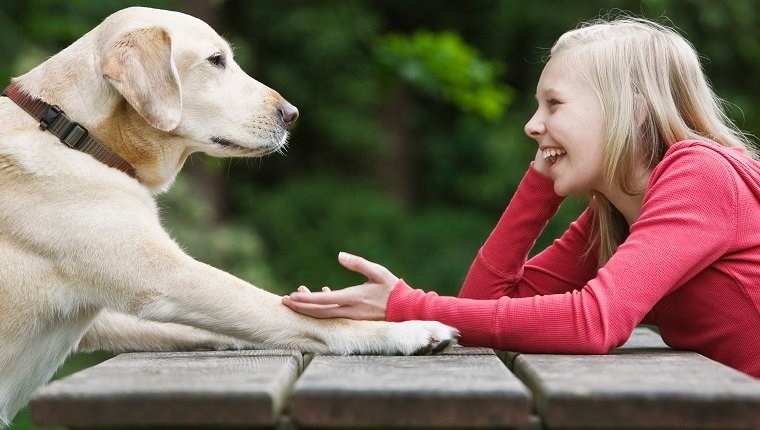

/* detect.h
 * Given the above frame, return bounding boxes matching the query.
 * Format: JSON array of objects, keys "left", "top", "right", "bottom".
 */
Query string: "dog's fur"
[{"left": 0, "top": 7, "right": 457, "bottom": 425}]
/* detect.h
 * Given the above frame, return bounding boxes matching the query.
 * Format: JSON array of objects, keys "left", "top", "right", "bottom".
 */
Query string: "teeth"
[{"left": 542, "top": 148, "right": 566, "bottom": 160}]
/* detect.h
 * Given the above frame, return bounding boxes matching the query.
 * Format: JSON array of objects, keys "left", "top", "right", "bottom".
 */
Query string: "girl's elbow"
[
  {"left": 583, "top": 333, "right": 625, "bottom": 354},
  {"left": 585, "top": 341, "right": 616, "bottom": 355}
]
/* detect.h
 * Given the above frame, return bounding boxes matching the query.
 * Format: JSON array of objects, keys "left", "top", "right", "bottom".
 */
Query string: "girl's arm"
[
  {"left": 386, "top": 146, "right": 737, "bottom": 352},
  {"left": 459, "top": 153, "right": 597, "bottom": 301},
  {"left": 459, "top": 198, "right": 597, "bottom": 300},
  {"left": 283, "top": 145, "right": 736, "bottom": 353},
  {"left": 281, "top": 161, "right": 597, "bottom": 325}
]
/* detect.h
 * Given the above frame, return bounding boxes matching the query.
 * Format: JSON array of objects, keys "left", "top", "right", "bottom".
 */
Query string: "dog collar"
[{"left": 2, "top": 82, "right": 136, "bottom": 178}]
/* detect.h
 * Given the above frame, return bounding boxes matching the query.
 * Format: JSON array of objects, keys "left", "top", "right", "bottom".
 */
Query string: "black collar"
[{"left": 2, "top": 82, "right": 136, "bottom": 178}]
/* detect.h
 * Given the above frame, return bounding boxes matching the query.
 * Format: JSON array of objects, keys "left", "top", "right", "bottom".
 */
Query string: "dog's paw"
[
  {"left": 321, "top": 319, "right": 459, "bottom": 356},
  {"left": 382, "top": 320, "right": 460, "bottom": 355}
]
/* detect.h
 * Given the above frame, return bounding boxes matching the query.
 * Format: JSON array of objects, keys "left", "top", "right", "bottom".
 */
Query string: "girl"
[{"left": 282, "top": 17, "right": 760, "bottom": 377}]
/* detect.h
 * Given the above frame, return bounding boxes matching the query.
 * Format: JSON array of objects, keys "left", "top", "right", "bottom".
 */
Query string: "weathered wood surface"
[
  {"left": 287, "top": 347, "right": 532, "bottom": 429},
  {"left": 30, "top": 350, "right": 303, "bottom": 428},
  {"left": 513, "top": 327, "right": 760, "bottom": 429},
  {"left": 28, "top": 327, "right": 760, "bottom": 429}
]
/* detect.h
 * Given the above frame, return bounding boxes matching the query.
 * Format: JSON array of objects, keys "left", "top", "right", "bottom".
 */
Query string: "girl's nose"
[{"left": 524, "top": 112, "right": 545, "bottom": 139}]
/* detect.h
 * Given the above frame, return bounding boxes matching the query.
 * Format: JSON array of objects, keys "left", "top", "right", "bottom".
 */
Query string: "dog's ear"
[{"left": 101, "top": 27, "right": 182, "bottom": 132}]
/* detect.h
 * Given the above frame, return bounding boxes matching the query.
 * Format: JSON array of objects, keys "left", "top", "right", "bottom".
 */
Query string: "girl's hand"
[
  {"left": 281, "top": 252, "right": 398, "bottom": 320},
  {"left": 533, "top": 148, "right": 552, "bottom": 177}
]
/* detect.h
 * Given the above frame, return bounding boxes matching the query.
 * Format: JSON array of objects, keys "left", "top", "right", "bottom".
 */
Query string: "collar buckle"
[
  {"left": 62, "top": 123, "right": 89, "bottom": 149},
  {"left": 39, "top": 104, "right": 63, "bottom": 131}
]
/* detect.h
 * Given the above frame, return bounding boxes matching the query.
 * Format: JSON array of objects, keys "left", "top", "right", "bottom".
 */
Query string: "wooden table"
[{"left": 30, "top": 327, "right": 760, "bottom": 429}]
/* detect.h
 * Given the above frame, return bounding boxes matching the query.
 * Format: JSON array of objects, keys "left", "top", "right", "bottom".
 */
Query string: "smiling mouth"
[{"left": 542, "top": 148, "right": 567, "bottom": 165}]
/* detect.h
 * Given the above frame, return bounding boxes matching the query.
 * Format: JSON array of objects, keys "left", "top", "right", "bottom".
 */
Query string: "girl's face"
[{"left": 524, "top": 52, "right": 608, "bottom": 197}]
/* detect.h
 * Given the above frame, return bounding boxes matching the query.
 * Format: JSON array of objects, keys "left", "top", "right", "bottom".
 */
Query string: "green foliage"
[
  {"left": 223, "top": 1, "right": 386, "bottom": 159},
  {"left": 158, "top": 171, "right": 278, "bottom": 289},
  {"left": 0, "top": 0, "right": 178, "bottom": 80},
  {"left": 236, "top": 177, "right": 491, "bottom": 296},
  {"left": 375, "top": 31, "right": 513, "bottom": 121}
]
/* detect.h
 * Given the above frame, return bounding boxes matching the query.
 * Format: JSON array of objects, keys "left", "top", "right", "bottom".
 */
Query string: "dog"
[{"left": 0, "top": 7, "right": 457, "bottom": 426}]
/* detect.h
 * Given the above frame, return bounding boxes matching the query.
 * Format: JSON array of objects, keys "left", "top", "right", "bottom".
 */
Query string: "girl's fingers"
[
  {"left": 286, "top": 288, "right": 357, "bottom": 306},
  {"left": 282, "top": 296, "right": 346, "bottom": 319},
  {"left": 282, "top": 290, "right": 385, "bottom": 321},
  {"left": 338, "top": 252, "right": 388, "bottom": 281}
]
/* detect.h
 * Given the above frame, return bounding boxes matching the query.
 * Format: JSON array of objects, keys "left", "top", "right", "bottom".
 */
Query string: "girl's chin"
[
  {"left": 553, "top": 179, "right": 594, "bottom": 197},
  {"left": 551, "top": 175, "right": 576, "bottom": 196},
  {"left": 552, "top": 184, "right": 571, "bottom": 197}
]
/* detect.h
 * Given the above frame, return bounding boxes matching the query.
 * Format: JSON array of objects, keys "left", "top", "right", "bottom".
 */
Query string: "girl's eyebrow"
[{"left": 535, "top": 87, "right": 560, "bottom": 100}]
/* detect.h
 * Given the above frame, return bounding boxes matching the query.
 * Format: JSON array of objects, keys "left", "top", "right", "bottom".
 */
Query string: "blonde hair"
[{"left": 548, "top": 16, "right": 756, "bottom": 265}]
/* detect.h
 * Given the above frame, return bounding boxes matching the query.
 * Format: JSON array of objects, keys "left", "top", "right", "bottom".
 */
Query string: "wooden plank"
[
  {"left": 616, "top": 325, "right": 669, "bottom": 349},
  {"left": 439, "top": 345, "right": 497, "bottom": 355},
  {"left": 513, "top": 328, "right": 760, "bottom": 429},
  {"left": 500, "top": 327, "right": 668, "bottom": 370},
  {"left": 30, "top": 349, "right": 302, "bottom": 428},
  {"left": 288, "top": 347, "right": 531, "bottom": 428}
]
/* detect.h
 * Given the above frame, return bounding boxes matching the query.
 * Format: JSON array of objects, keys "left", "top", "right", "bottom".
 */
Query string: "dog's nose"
[{"left": 279, "top": 102, "right": 299, "bottom": 126}]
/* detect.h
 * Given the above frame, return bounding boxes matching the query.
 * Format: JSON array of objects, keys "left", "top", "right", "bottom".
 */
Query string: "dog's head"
[{"left": 96, "top": 7, "right": 298, "bottom": 160}]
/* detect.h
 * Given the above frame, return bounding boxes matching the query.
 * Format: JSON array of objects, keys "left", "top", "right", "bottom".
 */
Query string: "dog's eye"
[{"left": 207, "top": 53, "right": 225, "bottom": 69}]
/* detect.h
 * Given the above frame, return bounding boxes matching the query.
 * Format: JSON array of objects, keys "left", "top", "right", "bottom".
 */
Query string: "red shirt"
[{"left": 387, "top": 140, "right": 760, "bottom": 377}]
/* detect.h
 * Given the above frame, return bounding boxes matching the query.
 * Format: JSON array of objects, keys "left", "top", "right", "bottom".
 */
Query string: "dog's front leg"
[
  {"left": 77, "top": 309, "right": 257, "bottom": 353},
  {"left": 124, "top": 256, "right": 456, "bottom": 355},
  {"left": 49, "top": 199, "right": 456, "bottom": 355}
]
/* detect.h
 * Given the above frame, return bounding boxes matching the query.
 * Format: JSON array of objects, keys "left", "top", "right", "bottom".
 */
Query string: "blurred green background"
[{"left": 2, "top": 0, "right": 758, "bottom": 428}]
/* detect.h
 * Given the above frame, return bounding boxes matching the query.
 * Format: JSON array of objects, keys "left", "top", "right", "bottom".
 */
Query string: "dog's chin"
[{"left": 210, "top": 135, "right": 287, "bottom": 157}]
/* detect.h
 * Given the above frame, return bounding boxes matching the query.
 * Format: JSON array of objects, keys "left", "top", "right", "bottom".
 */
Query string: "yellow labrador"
[{"left": 0, "top": 7, "right": 457, "bottom": 425}]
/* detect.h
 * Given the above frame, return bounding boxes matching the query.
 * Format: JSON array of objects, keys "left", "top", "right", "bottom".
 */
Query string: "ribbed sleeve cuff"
[
  {"left": 385, "top": 279, "right": 508, "bottom": 348},
  {"left": 386, "top": 279, "right": 420, "bottom": 322}
]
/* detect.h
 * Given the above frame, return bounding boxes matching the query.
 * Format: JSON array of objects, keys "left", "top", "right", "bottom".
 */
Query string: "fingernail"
[{"left": 338, "top": 252, "right": 350, "bottom": 263}]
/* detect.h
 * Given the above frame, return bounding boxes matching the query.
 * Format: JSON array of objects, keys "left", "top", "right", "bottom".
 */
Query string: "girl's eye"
[
  {"left": 207, "top": 53, "right": 225, "bottom": 68},
  {"left": 547, "top": 98, "right": 561, "bottom": 106}
]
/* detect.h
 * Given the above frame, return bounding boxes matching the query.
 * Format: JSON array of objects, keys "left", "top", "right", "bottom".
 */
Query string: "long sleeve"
[
  {"left": 386, "top": 145, "right": 739, "bottom": 353},
  {"left": 459, "top": 164, "right": 598, "bottom": 301}
]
